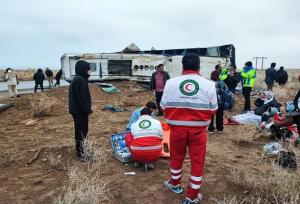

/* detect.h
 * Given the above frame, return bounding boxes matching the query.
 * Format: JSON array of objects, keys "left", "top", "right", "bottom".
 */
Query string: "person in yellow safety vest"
[
  {"left": 240, "top": 61, "right": 256, "bottom": 113},
  {"left": 219, "top": 66, "right": 228, "bottom": 81}
]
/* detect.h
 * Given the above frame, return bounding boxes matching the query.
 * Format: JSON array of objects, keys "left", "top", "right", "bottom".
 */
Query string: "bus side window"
[{"left": 89, "top": 63, "right": 97, "bottom": 72}]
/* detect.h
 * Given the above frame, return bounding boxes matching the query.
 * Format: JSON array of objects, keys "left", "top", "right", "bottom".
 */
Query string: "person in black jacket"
[
  {"left": 69, "top": 60, "right": 92, "bottom": 160},
  {"left": 45, "top": 68, "right": 54, "bottom": 87},
  {"left": 276, "top": 66, "right": 288, "bottom": 86},
  {"left": 265, "top": 62, "right": 277, "bottom": 91},
  {"left": 33, "top": 69, "right": 45, "bottom": 93},
  {"left": 223, "top": 66, "right": 241, "bottom": 94},
  {"left": 150, "top": 64, "right": 170, "bottom": 115},
  {"left": 54, "top": 69, "right": 62, "bottom": 87}
]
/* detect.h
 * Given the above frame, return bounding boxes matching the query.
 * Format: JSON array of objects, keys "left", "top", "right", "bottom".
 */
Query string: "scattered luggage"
[
  {"left": 103, "top": 104, "right": 124, "bottom": 112},
  {"left": 263, "top": 142, "right": 282, "bottom": 155},
  {"left": 275, "top": 151, "right": 297, "bottom": 169},
  {"left": 0, "top": 103, "right": 14, "bottom": 112},
  {"left": 111, "top": 133, "right": 133, "bottom": 163},
  {"left": 97, "top": 83, "right": 120, "bottom": 94}
]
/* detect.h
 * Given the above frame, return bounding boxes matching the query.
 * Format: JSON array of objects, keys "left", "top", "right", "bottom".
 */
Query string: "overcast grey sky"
[{"left": 0, "top": 0, "right": 299, "bottom": 69}]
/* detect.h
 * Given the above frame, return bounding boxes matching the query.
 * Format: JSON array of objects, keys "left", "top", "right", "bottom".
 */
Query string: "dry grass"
[
  {"left": 227, "top": 164, "right": 300, "bottom": 203},
  {"left": 211, "top": 196, "right": 242, "bottom": 204},
  {"left": 211, "top": 196, "right": 265, "bottom": 204},
  {"left": 232, "top": 125, "right": 260, "bottom": 146},
  {"left": 254, "top": 69, "right": 299, "bottom": 90},
  {"left": 272, "top": 82, "right": 299, "bottom": 100},
  {"left": 53, "top": 138, "right": 114, "bottom": 204},
  {"left": 31, "top": 93, "right": 59, "bottom": 117}
]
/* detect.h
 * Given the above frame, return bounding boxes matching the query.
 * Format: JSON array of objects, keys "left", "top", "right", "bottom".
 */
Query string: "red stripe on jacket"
[{"left": 163, "top": 107, "right": 215, "bottom": 122}]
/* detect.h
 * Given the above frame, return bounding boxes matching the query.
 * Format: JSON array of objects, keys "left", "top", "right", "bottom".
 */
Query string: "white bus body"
[{"left": 61, "top": 44, "right": 235, "bottom": 82}]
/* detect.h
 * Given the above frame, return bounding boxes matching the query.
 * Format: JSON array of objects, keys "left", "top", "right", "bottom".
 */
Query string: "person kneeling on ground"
[
  {"left": 126, "top": 101, "right": 157, "bottom": 131},
  {"left": 125, "top": 107, "right": 163, "bottom": 170},
  {"left": 254, "top": 90, "right": 281, "bottom": 117}
]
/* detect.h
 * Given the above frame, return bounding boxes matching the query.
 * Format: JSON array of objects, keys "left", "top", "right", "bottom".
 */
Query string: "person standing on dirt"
[
  {"left": 150, "top": 64, "right": 170, "bottom": 116},
  {"left": 208, "top": 81, "right": 227, "bottom": 134},
  {"left": 45, "top": 67, "right": 54, "bottom": 87},
  {"left": 125, "top": 107, "right": 162, "bottom": 170},
  {"left": 221, "top": 66, "right": 241, "bottom": 94},
  {"left": 265, "top": 62, "right": 277, "bottom": 91},
  {"left": 126, "top": 101, "right": 157, "bottom": 131},
  {"left": 276, "top": 66, "right": 288, "bottom": 86},
  {"left": 161, "top": 53, "right": 217, "bottom": 204},
  {"left": 241, "top": 61, "right": 256, "bottom": 113},
  {"left": 69, "top": 60, "right": 92, "bottom": 160},
  {"left": 210, "top": 64, "right": 221, "bottom": 82},
  {"left": 54, "top": 69, "right": 62, "bottom": 87},
  {"left": 33, "top": 69, "right": 45, "bottom": 93},
  {"left": 4, "top": 68, "right": 20, "bottom": 98}
]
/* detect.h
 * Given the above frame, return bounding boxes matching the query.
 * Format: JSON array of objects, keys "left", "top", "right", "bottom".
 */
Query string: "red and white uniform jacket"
[
  {"left": 160, "top": 70, "right": 218, "bottom": 127},
  {"left": 125, "top": 115, "right": 163, "bottom": 163}
]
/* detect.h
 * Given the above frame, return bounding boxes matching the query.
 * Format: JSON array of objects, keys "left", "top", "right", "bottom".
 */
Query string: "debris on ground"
[{"left": 0, "top": 103, "right": 14, "bottom": 112}]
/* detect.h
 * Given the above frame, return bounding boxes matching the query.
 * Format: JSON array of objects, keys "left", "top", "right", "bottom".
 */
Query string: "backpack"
[
  {"left": 218, "top": 81, "right": 235, "bottom": 110},
  {"left": 275, "top": 151, "right": 297, "bottom": 169}
]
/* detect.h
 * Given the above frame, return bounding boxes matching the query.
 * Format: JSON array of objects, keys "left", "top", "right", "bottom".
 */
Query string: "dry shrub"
[
  {"left": 31, "top": 93, "right": 59, "bottom": 117},
  {"left": 81, "top": 138, "right": 112, "bottom": 172},
  {"left": 269, "top": 82, "right": 298, "bottom": 101},
  {"left": 53, "top": 138, "right": 114, "bottom": 204},
  {"left": 272, "top": 85, "right": 288, "bottom": 99},
  {"left": 248, "top": 149, "right": 264, "bottom": 162},
  {"left": 227, "top": 164, "right": 300, "bottom": 203},
  {"left": 211, "top": 195, "right": 264, "bottom": 204},
  {"left": 211, "top": 196, "right": 241, "bottom": 204},
  {"left": 232, "top": 125, "right": 259, "bottom": 146}
]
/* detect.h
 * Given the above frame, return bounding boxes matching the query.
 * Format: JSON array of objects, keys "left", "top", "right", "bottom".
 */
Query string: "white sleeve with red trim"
[
  {"left": 208, "top": 83, "right": 218, "bottom": 113},
  {"left": 160, "top": 80, "right": 170, "bottom": 111}
]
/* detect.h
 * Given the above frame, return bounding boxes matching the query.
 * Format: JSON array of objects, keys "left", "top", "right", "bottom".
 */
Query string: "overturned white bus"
[{"left": 61, "top": 44, "right": 235, "bottom": 82}]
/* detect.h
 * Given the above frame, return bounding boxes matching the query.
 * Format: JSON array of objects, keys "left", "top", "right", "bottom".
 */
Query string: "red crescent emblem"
[{"left": 185, "top": 83, "right": 192, "bottom": 91}]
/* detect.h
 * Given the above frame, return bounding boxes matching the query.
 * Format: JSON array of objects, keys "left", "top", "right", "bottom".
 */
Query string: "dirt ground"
[{"left": 0, "top": 80, "right": 299, "bottom": 204}]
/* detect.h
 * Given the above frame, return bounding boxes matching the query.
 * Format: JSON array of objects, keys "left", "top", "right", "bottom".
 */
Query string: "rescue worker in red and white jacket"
[
  {"left": 161, "top": 53, "right": 218, "bottom": 204},
  {"left": 125, "top": 107, "right": 163, "bottom": 170}
]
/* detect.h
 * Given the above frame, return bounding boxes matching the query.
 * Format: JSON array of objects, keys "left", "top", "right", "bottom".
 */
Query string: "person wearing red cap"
[{"left": 161, "top": 53, "right": 218, "bottom": 204}]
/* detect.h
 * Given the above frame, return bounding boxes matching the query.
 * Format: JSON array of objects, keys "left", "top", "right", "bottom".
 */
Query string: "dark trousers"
[
  {"left": 34, "top": 82, "right": 44, "bottom": 93},
  {"left": 54, "top": 79, "right": 60, "bottom": 87},
  {"left": 155, "top": 91, "right": 163, "bottom": 114},
  {"left": 228, "top": 87, "right": 236, "bottom": 94},
  {"left": 72, "top": 114, "right": 89, "bottom": 157},
  {"left": 267, "top": 83, "right": 274, "bottom": 91},
  {"left": 242, "top": 87, "right": 252, "bottom": 111},
  {"left": 208, "top": 107, "right": 224, "bottom": 131}
]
